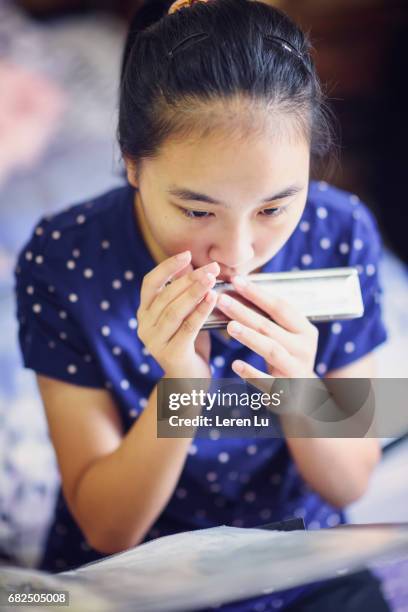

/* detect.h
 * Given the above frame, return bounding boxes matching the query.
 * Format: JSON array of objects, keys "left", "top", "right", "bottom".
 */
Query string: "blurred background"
[{"left": 0, "top": 0, "right": 407, "bottom": 609}]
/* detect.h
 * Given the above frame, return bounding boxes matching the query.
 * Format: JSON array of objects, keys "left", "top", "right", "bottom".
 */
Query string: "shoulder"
[
  {"left": 14, "top": 184, "right": 138, "bottom": 325},
  {"left": 17, "top": 184, "right": 131, "bottom": 261},
  {"left": 305, "top": 184, "right": 388, "bottom": 374},
  {"left": 14, "top": 184, "right": 135, "bottom": 290},
  {"left": 300, "top": 181, "right": 384, "bottom": 268},
  {"left": 13, "top": 184, "right": 142, "bottom": 390},
  {"left": 306, "top": 181, "right": 381, "bottom": 238}
]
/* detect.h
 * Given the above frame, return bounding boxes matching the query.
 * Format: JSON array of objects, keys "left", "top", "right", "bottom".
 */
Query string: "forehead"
[{"left": 145, "top": 128, "right": 310, "bottom": 197}]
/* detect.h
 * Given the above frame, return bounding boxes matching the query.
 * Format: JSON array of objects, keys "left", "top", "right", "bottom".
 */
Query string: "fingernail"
[
  {"left": 233, "top": 360, "right": 245, "bottom": 373},
  {"left": 200, "top": 261, "right": 219, "bottom": 273},
  {"left": 200, "top": 272, "right": 215, "bottom": 286},
  {"left": 233, "top": 275, "right": 247, "bottom": 287},
  {"left": 176, "top": 250, "right": 191, "bottom": 261},
  {"left": 229, "top": 321, "right": 242, "bottom": 334}
]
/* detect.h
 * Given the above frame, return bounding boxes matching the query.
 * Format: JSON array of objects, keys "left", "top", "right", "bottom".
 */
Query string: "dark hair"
[{"left": 118, "top": 0, "right": 337, "bottom": 178}]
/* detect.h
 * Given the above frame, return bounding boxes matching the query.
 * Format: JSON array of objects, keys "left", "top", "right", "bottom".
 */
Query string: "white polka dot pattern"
[
  {"left": 13, "top": 182, "right": 388, "bottom": 585},
  {"left": 301, "top": 254, "right": 312, "bottom": 266},
  {"left": 316, "top": 362, "right": 327, "bottom": 375},
  {"left": 218, "top": 452, "right": 229, "bottom": 463},
  {"left": 331, "top": 322, "right": 342, "bottom": 334},
  {"left": 344, "top": 341, "right": 355, "bottom": 354},
  {"left": 316, "top": 206, "right": 328, "bottom": 219}
]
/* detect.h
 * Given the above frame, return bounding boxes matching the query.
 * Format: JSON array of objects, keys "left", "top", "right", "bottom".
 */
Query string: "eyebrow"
[{"left": 167, "top": 184, "right": 303, "bottom": 207}]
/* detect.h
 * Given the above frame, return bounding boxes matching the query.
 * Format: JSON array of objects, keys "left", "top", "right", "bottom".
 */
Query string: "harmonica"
[{"left": 201, "top": 267, "right": 364, "bottom": 330}]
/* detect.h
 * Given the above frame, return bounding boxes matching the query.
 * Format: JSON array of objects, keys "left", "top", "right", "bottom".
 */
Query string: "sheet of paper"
[{"left": 2, "top": 525, "right": 408, "bottom": 611}]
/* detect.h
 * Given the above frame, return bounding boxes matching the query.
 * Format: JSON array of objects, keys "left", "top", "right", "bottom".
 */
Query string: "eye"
[
  {"left": 179, "top": 207, "right": 213, "bottom": 219},
  {"left": 178, "top": 204, "right": 289, "bottom": 220},
  {"left": 260, "top": 206, "right": 288, "bottom": 218}
]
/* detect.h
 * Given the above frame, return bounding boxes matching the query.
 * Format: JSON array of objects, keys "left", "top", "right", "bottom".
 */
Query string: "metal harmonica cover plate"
[{"left": 201, "top": 267, "right": 364, "bottom": 330}]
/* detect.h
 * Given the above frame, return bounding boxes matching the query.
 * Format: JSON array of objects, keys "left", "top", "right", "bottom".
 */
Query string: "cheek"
[
  {"left": 153, "top": 216, "right": 205, "bottom": 254},
  {"left": 253, "top": 218, "right": 297, "bottom": 259},
  {"left": 257, "top": 234, "right": 278, "bottom": 255}
]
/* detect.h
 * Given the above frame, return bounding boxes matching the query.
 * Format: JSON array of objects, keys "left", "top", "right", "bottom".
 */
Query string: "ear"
[{"left": 124, "top": 156, "right": 140, "bottom": 189}]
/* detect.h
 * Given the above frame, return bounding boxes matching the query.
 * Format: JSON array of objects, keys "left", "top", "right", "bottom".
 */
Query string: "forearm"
[
  {"left": 72, "top": 383, "right": 195, "bottom": 554},
  {"left": 279, "top": 376, "right": 381, "bottom": 508},
  {"left": 283, "top": 431, "right": 381, "bottom": 507}
]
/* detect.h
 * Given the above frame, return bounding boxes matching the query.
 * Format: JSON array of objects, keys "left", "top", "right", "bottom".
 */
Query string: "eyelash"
[{"left": 179, "top": 205, "right": 289, "bottom": 220}]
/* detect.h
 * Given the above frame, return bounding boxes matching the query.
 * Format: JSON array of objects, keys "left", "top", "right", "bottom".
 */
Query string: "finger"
[
  {"left": 168, "top": 289, "right": 218, "bottom": 352},
  {"left": 227, "top": 320, "right": 298, "bottom": 376},
  {"left": 231, "top": 277, "right": 309, "bottom": 334},
  {"left": 155, "top": 275, "right": 217, "bottom": 345},
  {"left": 140, "top": 251, "right": 192, "bottom": 311},
  {"left": 172, "top": 262, "right": 194, "bottom": 281},
  {"left": 231, "top": 359, "right": 276, "bottom": 394},
  {"left": 216, "top": 292, "right": 297, "bottom": 354},
  {"left": 150, "top": 261, "right": 220, "bottom": 325}
]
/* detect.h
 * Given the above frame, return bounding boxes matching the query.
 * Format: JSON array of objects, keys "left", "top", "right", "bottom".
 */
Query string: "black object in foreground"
[{"left": 256, "top": 517, "right": 306, "bottom": 532}]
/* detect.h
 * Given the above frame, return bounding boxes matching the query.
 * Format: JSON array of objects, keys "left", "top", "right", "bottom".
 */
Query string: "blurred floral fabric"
[
  {"left": 0, "top": 0, "right": 124, "bottom": 567},
  {"left": 0, "top": 61, "right": 64, "bottom": 184}
]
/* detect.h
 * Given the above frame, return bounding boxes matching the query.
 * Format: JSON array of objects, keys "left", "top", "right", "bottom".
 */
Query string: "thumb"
[{"left": 195, "top": 329, "right": 211, "bottom": 362}]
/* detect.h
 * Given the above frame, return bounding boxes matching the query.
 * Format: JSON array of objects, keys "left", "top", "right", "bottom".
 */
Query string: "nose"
[{"left": 209, "top": 224, "right": 254, "bottom": 271}]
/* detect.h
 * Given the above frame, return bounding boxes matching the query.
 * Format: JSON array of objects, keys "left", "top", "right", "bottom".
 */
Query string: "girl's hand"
[
  {"left": 215, "top": 276, "right": 319, "bottom": 380},
  {"left": 136, "top": 252, "right": 220, "bottom": 379}
]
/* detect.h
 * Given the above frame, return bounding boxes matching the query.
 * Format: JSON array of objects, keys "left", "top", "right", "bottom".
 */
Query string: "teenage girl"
[{"left": 15, "top": 0, "right": 390, "bottom": 609}]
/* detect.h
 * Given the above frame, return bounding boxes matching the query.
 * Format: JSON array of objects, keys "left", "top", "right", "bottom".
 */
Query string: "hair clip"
[
  {"left": 263, "top": 34, "right": 304, "bottom": 62},
  {"left": 168, "top": 0, "right": 211, "bottom": 15},
  {"left": 263, "top": 34, "right": 312, "bottom": 76},
  {"left": 167, "top": 32, "right": 209, "bottom": 59}
]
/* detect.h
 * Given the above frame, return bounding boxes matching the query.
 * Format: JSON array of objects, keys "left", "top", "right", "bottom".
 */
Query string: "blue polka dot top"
[{"left": 14, "top": 180, "right": 388, "bottom": 610}]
